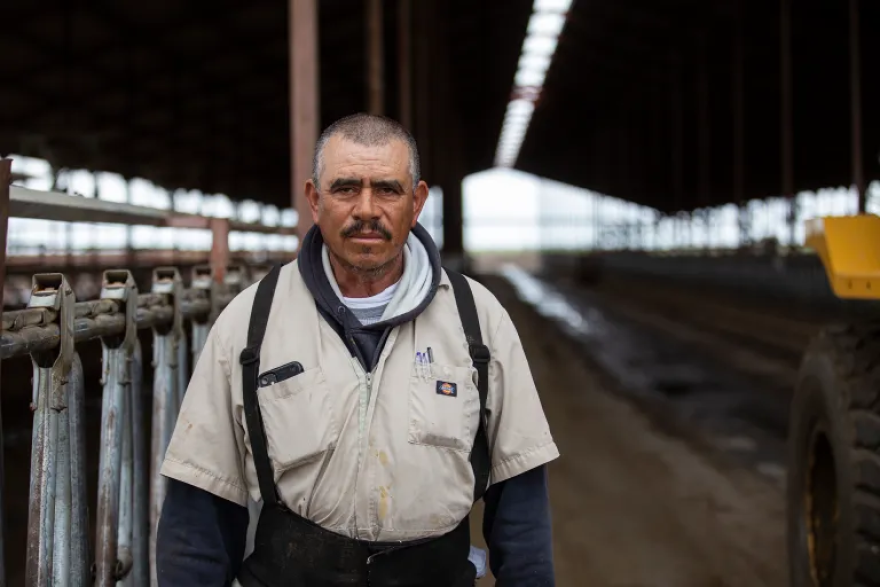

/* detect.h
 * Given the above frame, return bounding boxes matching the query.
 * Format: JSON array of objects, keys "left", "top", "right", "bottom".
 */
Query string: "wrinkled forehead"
[{"left": 319, "top": 135, "right": 411, "bottom": 185}]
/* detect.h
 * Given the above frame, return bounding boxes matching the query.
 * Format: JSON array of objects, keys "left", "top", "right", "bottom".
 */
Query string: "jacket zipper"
[
  {"left": 336, "top": 305, "right": 381, "bottom": 541},
  {"left": 352, "top": 360, "right": 375, "bottom": 539}
]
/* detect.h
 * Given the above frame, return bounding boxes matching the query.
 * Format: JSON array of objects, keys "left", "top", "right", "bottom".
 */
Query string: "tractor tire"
[{"left": 788, "top": 322, "right": 880, "bottom": 586}]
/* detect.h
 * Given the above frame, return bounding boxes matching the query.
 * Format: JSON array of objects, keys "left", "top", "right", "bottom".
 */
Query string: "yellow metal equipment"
[
  {"left": 789, "top": 212, "right": 880, "bottom": 586},
  {"left": 805, "top": 214, "right": 880, "bottom": 298}
]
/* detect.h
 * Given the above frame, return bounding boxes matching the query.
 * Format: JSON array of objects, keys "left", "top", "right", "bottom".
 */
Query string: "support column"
[
  {"left": 733, "top": 3, "right": 749, "bottom": 247},
  {"left": 289, "top": 0, "right": 319, "bottom": 249},
  {"left": 617, "top": 109, "right": 627, "bottom": 203},
  {"left": 850, "top": 0, "right": 865, "bottom": 213},
  {"left": 0, "top": 158, "right": 9, "bottom": 587},
  {"left": 210, "top": 218, "right": 230, "bottom": 284},
  {"left": 367, "top": 0, "right": 385, "bottom": 116},
  {"left": 433, "top": 1, "right": 465, "bottom": 260},
  {"left": 441, "top": 112, "right": 465, "bottom": 258},
  {"left": 442, "top": 173, "right": 464, "bottom": 258},
  {"left": 780, "top": 0, "right": 795, "bottom": 246},
  {"left": 698, "top": 36, "right": 711, "bottom": 248},
  {"left": 413, "top": 0, "right": 432, "bottom": 178},
  {"left": 669, "top": 55, "right": 684, "bottom": 216},
  {"left": 398, "top": 0, "right": 412, "bottom": 129}
]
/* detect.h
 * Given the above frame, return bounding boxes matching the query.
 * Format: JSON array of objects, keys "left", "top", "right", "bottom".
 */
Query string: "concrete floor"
[{"left": 472, "top": 274, "right": 788, "bottom": 586}]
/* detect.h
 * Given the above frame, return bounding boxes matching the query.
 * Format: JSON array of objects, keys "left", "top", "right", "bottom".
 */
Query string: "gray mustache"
[{"left": 341, "top": 219, "right": 392, "bottom": 240}]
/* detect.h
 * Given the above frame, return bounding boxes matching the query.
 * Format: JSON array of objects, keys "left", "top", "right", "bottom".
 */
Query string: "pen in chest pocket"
[{"left": 415, "top": 351, "right": 433, "bottom": 380}]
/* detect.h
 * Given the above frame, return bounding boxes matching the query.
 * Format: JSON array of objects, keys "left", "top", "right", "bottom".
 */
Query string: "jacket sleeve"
[
  {"left": 482, "top": 464, "right": 555, "bottom": 586},
  {"left": 156, "top": 477, "right": 250, "bottom": 586}
]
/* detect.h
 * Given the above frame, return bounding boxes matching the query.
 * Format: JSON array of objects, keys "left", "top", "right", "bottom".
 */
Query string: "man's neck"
[{"left": 329, "top": 252, "right": 404, "bottom": 298}]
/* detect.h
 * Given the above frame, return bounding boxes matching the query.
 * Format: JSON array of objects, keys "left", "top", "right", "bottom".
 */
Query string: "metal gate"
[{"left": 0, "top": 161, "right": 288, "bottom": 585}]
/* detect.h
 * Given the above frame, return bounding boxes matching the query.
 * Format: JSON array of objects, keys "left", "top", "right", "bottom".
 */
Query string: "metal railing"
[
  {"left": 0, "top": 169, "right": 285, "bottom": 586},
  {"left": 3, "top": 264, "right": 256, "bottom": 585}
]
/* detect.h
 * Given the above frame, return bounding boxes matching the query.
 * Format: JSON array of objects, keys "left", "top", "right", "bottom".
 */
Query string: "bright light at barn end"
[{"left": 494, "top": 0, "right": 572, "bottom": 168}]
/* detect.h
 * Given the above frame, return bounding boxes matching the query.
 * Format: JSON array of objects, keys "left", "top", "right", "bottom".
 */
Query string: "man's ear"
[
  {"left": 411, "top": 180, "right": 430, "bottom": 227},
  {"left": 305, "top": 179, "right": 321, "bottom": 224}
]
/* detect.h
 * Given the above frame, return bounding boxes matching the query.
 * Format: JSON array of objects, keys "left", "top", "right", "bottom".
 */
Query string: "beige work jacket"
[{"left": 161, "top": 261, "right": 559, "bottom": 542}]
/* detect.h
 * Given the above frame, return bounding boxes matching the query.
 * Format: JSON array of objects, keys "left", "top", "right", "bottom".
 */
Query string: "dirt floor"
[
  {"left": 471, "top": 275, "right": 788, "bottom": 587},
  {"left": 0, "top": 268, "right": 789, "bottom": 585}
]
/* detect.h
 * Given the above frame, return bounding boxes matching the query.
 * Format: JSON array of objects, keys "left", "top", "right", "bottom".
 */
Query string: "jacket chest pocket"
[
  {"left": 407, "top": 363, "right": 479, "bottom": 452},
  {"left": 256, "top": 366, "right": 339, "bottom": 473}
]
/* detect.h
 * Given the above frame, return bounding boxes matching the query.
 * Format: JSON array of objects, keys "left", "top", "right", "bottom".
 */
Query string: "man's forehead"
[{"left": 322, "top": 135, "right": 410, "bottom": 171}]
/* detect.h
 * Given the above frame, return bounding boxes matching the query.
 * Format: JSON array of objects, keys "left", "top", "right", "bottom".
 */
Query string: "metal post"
[
  {"left": 95, "top": 270, "right": 138, "bottom": 585},
  {"left": 67, "top": 352, "right": 89, "bottom": 584},
  {"left": 367, "top": 0, "right": 385, "bottom": 115},
  {"left": 209, "top": 217, "right": 230, "bottom": 285},
  {"left": 50, "top": 351, "right": 86, "bottom": 587},
  {"left": 149, "top": 267, "right": 183, "bottom": 583},
  {"left": 781, "top": 0, "right": 795, "bottom": 245},
  {"left": 850, "top": 0, "right": 865, "bottom": 213},
  {"left": 52, "top": 370, "right": 71, "bottom": 586},
  {"left": 398, "top": 0, "right": 412, "bottom": 129},
  {"left": 116, "top": 368, "right": 134, "bottom": 584},
  {"left": 733, "top": 2, "right": 748, "bottom": 247},
  {"left": 669, "top": 55, "right": 684, "bottom": 219},
  {"left": 190, "top": 266, "right": 215, "bottom": 365},
  {"left": 698, "top": 35, "right": 711, "bottom": 248},
  {"left": 25, "top": 273, "right": 75, "bottom": 584},
  {"left": 0, "top": 157, "right": 10, "bottom": 587},
  {"left": 290, "top": 0, "right": 319, "bottom": 248},
  {"left": 130, "top": 337, "right": 148, "bottom": 586},
  {"left": 176, "top": 327, "right": 189, "bottom": 408},
  {"left": 436, "top": 1, "right": 465, "bottom": 261},
  {"left": 413, "top": 0, "right": 432, "bottom": 180}
]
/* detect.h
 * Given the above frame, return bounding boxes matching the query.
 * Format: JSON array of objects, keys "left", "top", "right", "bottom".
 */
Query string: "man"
[{"left": 156, "top": 113, "right": 559, "bottom": 586}]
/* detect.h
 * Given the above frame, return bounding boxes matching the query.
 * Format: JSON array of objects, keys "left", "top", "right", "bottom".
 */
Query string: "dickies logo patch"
[{"left": 436, "top": 381, "right": 458, "bottom": 397}]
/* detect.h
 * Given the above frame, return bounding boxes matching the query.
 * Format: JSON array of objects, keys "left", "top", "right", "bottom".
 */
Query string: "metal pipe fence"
[{"left": 2, "top": 264, "right": 256, "bottom": 586}]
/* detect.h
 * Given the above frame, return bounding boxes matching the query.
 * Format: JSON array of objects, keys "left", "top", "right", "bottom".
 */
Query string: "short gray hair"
[{"left": 312, "top": 113, "right": 421, "bottom": 189}]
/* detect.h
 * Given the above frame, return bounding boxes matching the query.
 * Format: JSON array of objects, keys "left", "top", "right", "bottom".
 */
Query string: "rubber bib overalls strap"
[
  {"left": 236, "top": 265, "right": 490, "bottom": 587},
  {"left": 445, "top": 269, "right": 491, "bottom": 502}
]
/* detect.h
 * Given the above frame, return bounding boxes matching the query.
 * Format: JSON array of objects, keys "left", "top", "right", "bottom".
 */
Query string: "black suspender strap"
[
  {"left": 445, "top": 269, "right": 492, "bottom": 502},
  {"left": 239, "top": 263, "right": 283, "bottom": 506}
]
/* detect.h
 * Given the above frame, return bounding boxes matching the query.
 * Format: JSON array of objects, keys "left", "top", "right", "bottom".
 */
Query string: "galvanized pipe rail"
[
  {"left": 2, "top": 264, "right": 256, "bottom": 586},
  {"left": 0, "top": 288, "right": 221, "bottom": 360}
]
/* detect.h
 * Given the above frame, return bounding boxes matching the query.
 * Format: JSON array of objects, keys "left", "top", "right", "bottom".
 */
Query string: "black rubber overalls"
[{"left": 236, "top": 265, "right": 491, "bottom": 587}]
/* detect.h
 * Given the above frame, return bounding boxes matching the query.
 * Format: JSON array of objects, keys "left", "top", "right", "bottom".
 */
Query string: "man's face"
[{"left": 305, "top": 135, "right": 429, "bottom": 275}]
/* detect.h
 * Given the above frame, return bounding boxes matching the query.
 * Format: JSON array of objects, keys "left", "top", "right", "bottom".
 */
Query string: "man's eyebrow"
[
  {"left": 329, "top": 177, "right": 363, "bottom": 190},
  {"left": 370, "top": 179, "right": 405, "bottom": 192}
]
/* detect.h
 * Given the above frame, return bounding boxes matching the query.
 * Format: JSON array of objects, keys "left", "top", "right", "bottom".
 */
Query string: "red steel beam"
[
  {"left": 210, "top": 218, "right": 230, "bottom": 284},
  {"left": 367, "top": 0, "right": 385, "bottom": 116},
  {"left": 290, "top": 0, "right": 319, "bottom": 249}
]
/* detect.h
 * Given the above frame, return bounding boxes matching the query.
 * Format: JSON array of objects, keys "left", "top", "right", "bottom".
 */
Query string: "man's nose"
[{"left": 353, "top": 187, "right": 380, "bottom": 218}]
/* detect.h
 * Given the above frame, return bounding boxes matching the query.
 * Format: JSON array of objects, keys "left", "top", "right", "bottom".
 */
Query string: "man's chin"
[
  {"left": 346, "top": 241, "right": 388, "bottom": 258},
  {"left": 342, "top": 250, "right": 398, "bottom": 275}
]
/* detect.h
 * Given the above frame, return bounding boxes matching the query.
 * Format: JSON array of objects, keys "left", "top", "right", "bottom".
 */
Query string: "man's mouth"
[{"left": 349, "top": 233, "right": 385, "bottom": 241}]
